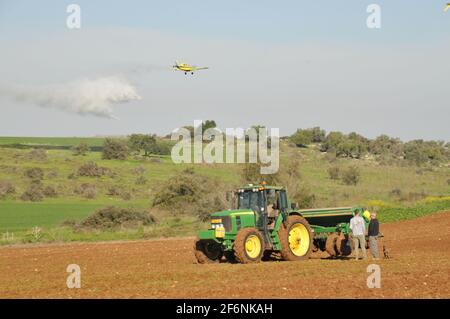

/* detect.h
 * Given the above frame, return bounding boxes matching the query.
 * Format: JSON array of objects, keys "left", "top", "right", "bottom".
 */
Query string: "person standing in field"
[
  {"left": 349, "top": 209, "right": 367, "bottom": 260},
  {"left": 368, "top": 211, "right": 380, "bottom": 260}
]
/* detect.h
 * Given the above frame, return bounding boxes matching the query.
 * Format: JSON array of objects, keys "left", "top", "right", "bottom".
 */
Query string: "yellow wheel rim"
[
  {"left": 245, "top": 235, "right": 261, "bottom": 259},
  {"left": 288, "top": 224, "right": 310, "bottom": 256}
]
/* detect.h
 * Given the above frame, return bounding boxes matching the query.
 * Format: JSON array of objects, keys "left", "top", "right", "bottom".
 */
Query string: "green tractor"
[{"left": 194, "top": 183, "right": 369, "bottom": 264}]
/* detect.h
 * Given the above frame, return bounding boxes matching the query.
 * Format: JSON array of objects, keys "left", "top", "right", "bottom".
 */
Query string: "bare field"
[{"left": 0, "top": 212, "right": 449, "bottom": 298}]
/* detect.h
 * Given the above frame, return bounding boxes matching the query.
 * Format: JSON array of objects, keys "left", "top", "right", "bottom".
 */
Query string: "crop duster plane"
[
  {"left": 445, "top": 3, "right": 450, "bottom": 11},
  {"left": 173, "top": 61, "right": 209, "bottom": 75}
]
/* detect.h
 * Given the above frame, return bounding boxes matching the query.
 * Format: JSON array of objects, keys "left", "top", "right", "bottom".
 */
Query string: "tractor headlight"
[
  {"left": 211, "top": 218, "right": 223, "bottom": 230},
  {"left": 211, "top": 218, "right": 225, "bottom": 229}
]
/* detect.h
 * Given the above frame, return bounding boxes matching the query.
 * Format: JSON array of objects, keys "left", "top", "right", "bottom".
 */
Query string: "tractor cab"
[{"left": 235, "top": 184, "right": 290, "bottom": 241}]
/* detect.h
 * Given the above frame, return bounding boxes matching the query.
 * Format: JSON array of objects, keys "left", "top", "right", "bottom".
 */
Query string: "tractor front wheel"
[
  {"left": 194, "top": 238, "right": 223, "bottom": 264},
  {"left": 224, "top": 251, "right": 236, "bottom": 263},
  {"left": 233, "top": 228, "right": 264, "bottom": 264},
  {"left": 279, "top": 215, "right": 312, "bottom": 261}
]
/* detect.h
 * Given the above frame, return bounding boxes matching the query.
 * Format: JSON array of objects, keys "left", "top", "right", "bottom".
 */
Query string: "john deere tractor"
[{"left": 194, "top": 183, "right": 368, "bottom": 264}]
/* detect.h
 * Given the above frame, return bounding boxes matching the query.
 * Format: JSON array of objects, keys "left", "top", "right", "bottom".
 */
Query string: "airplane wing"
[
  {"left": 446, "top": 4, "right": 450, "bottom": 12},
  {"left": 195, "top": 67, "right": 209, "bottom": 71}
]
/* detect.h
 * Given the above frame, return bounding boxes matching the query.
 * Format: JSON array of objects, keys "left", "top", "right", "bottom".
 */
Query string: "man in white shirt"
[{"left": 349, "top": 209, "right": 367, "bottom": 260}]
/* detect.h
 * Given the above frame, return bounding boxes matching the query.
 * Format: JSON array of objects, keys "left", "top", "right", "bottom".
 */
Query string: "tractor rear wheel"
[
  {"left": 279, "top": 215, "right": 313, "bottom": 261},
  {"left": 335, "top": 233, "right": 353, "bottom": 256},
  {"left": 233, "top": 228, "right": 264, "bottom": 264},
  {"left": 194, "top": 238, "right": 223, "bottom": 264},
  {"left": 325, "top": 233, "right": 339, "bottom": 257}
]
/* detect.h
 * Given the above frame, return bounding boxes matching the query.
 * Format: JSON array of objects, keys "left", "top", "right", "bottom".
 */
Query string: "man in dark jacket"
[{"left": 368, "top": 211, "right": 380, "bottom": 260}]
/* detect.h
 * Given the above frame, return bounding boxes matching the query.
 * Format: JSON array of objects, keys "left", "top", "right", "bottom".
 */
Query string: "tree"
[
  {"left": 102, "top": 138, "right": 129, "bottom": 160},
  {"left": 246, "top": 125, "right": 272, "bottom": 148},
  {"left": 290, "top": 127, "right": 326, "bottom": 147},
  {"left": 403, "top": 140, "right": 447, "bottom": 165},
  {"left": 310, "top": 127, "right": 326, "bottom": 143},
  {"left": 183, "top": 126, "right": 195, "bottom": 138},
  {"left": 290, "top": 129, "right": 313, "bottom": 147},
  {"left": 320, "top": 131, "right": 345, "bottom": 153},
  {"left": 72, "top": 142, "right": 89, "bottom": 156},
  {"left": 129, "top": 134, "right": 157, "bottom": 156},
  {"left": 202, "top": 120, "right": 217, "bottom": 135}
]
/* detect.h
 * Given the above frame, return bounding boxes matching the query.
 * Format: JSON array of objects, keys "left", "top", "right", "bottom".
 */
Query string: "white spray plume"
[{"left": 1, "top": 76, "right": 141, "bottom": 119}]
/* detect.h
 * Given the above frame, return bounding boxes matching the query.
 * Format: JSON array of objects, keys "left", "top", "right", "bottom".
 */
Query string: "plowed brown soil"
[{"left": 1, "top": 212, "right": 449, "bottom": 298}]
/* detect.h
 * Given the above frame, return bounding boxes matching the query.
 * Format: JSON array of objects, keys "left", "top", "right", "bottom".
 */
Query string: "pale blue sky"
[{"left": 0, "top": 0, "right": 449, "bottom": 140}]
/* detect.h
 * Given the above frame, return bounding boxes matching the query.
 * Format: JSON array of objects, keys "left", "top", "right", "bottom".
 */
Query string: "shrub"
[
  {"left": 328, "top": 166, "right": 340, "bottom": 180},
  {"left": 78, "top": 162, "right": 110, "bottom": 177},
  {"left": 152, "top": 169, "right": 227, "bottom": 220},
  {"left": 324, "top": 152, "right": 337, "bottom": 163},
  {"left": 133, "top": 166, "right": 146, "bottom": 175},
  {"left": 291, "top": 186, "right": 316, "bottom": 209},
  {"left": 341, "top": 166, "right": 360, "bottom": 185},
  {"left": 121, "top": 192, "right": 132, "bottom": 201},
  {"left": 106, "top": 186, "right": 131, "bottom": 200},
  {"left": 74, "top": 183, "right": 97, "bottom": 199},
  {"left": 67, "top": 172, "right": 77, "bottom": 180},
  {"left": 135, "top": 175, "right": 147, "bottom": 185},
  {"left": 107, "top": 186, "right": 122, "bottom": 196},
  {"left": 84, "top": 187, "right": 97, "bottom": 199},
  {"left": 23, "top": 226, "right": 44, "bottom": 243},
  {"left": 43, "top": 185, "right": 58, "bottom": 197},
  {"left": 390, "top": 188, "right": 402, "bottom": 198},
  {"left": 76, "top": 206, "right": 156, "bottom": 230},
  {"left": 24, "top": 167, "right": 44, "bottom": 180},
  {"left": 21, "top": 181, "right": 44, "bottom": 202},
  {"left": 400, "top": 191, "right": 427, "bottom": 202},
  {"left": 27, "top": 149, "right": 47, "bottom": 161},
  {"left": 47, "top": 169, "right": 59, "bottom": 179},
  {"left": 0, "top": 181, "right": 15, "bottom": 199},
  {"left": 60, "top": 219, "right": 77, "bottom": 228},
  {"left": 150, "top": 157, "right": 161, "bottom": 163},
  {"left": 102, "top": 138, "right": 129, "bottom": 160},
  {"left": 240, "top": 163, "right": 280, "bottom": 184},
  {"left": 72, "top": 142, "right": 89, "bottom": 156}
]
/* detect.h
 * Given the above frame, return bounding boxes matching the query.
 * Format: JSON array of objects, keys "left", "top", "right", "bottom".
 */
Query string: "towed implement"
[{"left": 194, "top": 183, "right": 370, "bottom": 264}]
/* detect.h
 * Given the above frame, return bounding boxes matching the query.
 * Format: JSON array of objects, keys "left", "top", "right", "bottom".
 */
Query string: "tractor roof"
[{"left": 238, "top": 183, "right": 285, "bottom": 191}]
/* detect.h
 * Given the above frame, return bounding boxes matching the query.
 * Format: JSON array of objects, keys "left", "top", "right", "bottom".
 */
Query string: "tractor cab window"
[
  {"left": 279, "top": 191, "right": 288, "bottom": 211},
  {"left": 237, "top": 190, "right": 264, "bottom": 214},
  {"left": 266, "top": 189, "right": 287, "bottom": 211}
]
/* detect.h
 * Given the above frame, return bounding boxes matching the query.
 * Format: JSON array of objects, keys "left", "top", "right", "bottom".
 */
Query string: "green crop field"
[
  {"left": 0, "top": 136, "right": 106, "bottom": 147},
  {"left": 0, "top": 139, "right": 448, "bottom": 245},
  {"left": 0, "top": 199, "right": 151, "bottom": 232}
]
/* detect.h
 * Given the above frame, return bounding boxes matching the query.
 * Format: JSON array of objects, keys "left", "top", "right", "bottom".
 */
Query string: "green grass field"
[{"left": 0, "top": 138, "right": 448, "bottom": 245}]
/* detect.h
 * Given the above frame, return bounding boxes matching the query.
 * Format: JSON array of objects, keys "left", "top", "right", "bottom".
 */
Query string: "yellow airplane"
[
  {"left": 446, "top": 3, "right": 450, "bottom": 11},
  {"left": 173, "top": 60, "right": 209, "bottom": 75}
]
